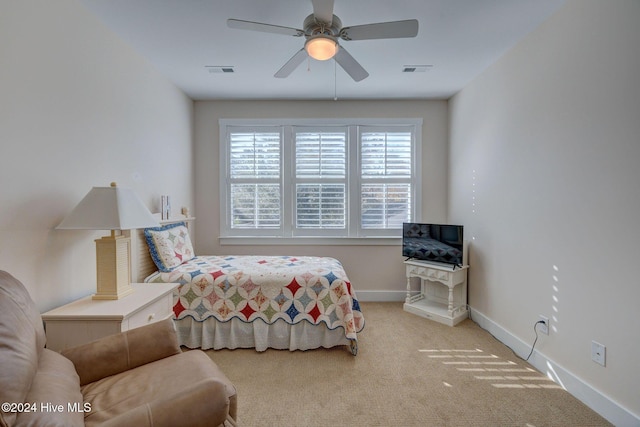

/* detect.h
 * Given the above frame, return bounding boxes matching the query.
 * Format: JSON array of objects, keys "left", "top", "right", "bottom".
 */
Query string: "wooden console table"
[{"left": 403, "top": 260, "right": 469, "bottom": 326}]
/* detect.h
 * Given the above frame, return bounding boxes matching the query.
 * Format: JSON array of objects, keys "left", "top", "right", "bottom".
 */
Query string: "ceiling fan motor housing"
[{"left": 303, "top": 14, "right": 342, "bottom": 37}]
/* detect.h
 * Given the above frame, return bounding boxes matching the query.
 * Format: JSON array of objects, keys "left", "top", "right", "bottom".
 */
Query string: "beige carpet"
[{"left": 207, "top": 302, "right": 612, "bottom": 426}]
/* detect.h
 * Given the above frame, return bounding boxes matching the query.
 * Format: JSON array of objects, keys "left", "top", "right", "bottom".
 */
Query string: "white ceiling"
[{"left": 80, "top": 0, "right": 566, "bottom": 101}]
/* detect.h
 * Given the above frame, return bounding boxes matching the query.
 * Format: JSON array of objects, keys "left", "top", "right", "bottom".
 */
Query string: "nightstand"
[{"left": 42, "top": 283, "right": 177, "bottom": 352}]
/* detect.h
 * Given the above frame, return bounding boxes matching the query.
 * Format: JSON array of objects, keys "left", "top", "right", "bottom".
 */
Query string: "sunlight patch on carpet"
[{"left": 420, "top": 348, "right": 563, "bottom": 389}]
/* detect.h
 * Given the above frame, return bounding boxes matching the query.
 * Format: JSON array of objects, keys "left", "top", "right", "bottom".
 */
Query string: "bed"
[{"left": 131, "top": 217, "right": 364, "bottom": 355}]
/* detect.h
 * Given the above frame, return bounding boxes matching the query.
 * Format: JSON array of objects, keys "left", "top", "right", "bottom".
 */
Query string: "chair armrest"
[
  {"left": 97, "top": 378, "right": 232, "bottom": 427},
  {"left": 62, "top": 318, "right": 181, "bottom": 386}
]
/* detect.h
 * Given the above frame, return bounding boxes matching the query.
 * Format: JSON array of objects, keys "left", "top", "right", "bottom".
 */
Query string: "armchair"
[{"left": 0, "top": 271, "right": 237, "bottom": 427}]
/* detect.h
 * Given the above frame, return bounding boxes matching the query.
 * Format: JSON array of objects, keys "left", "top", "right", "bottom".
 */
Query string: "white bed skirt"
[{"left": 175, "top": 316, "right": 352, "bottom": 352}]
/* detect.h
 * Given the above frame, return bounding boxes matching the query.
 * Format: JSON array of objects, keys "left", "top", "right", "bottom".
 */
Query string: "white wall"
[
  {"left": 0, "top": 1, "right": 194, "bottom": 311},
  {"left": 194, "top": 100, "right": 448, "bottom": 299},
  {"left": 449, "top": 0, "right": 640, "bottom": 422}
]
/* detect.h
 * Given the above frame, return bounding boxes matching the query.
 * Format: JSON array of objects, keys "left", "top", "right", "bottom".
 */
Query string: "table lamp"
[{"left": 57, "top": 182, "right": 159, "bottom": 299}]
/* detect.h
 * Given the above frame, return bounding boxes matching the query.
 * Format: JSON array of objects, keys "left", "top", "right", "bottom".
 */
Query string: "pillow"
[{"left": 144, "top": 222, "right": 195, "bottom": 272}]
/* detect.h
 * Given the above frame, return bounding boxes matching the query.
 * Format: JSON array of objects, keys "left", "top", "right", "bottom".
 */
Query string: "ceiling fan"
[{"left": 227, "top": 0, "right": 419, "bottom": 82}]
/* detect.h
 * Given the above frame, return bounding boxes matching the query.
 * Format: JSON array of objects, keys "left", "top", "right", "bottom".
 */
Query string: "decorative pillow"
[{"left": 144, "top": 222, "right": 195, "bottom": 272}]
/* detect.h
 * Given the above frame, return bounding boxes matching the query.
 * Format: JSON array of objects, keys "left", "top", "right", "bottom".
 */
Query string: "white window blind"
[
  {"left": 230, "top": 183, "right": 280, "bottom": 229},
  {"left": 361, "top": 130, "right": 412, "bottom": 178},
  {"left": 296, "top": 184, "right": 345, "bottom": 229},
  {"left": 295, "top": 131, "right": 346, "bottom": 178},
  {"left": 361, "top": 183, "right": 411, "bottom": 228},
  {"left": 229, "top": 132, "right": 280, "bottom": 179},
  {"left": 219, "top": 119, "right": 421, "bottom": 241}
]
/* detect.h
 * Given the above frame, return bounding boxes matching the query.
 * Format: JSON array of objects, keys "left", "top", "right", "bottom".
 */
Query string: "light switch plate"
[{"left": 591, "top": 341, "right": 606, "bottom": 366}]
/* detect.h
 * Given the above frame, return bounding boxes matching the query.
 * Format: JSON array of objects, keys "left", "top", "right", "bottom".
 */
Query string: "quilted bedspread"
[{"left": 145, "top": 255, "right": 364, "bottom": 340}]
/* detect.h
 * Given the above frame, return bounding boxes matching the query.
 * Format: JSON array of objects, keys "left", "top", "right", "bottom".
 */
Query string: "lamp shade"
[
  {"left": 57, "top": 183, "right": 159, "bottom": 230},
  {"left": 305, "top": 35, "right": 338, "bottom": 61}
]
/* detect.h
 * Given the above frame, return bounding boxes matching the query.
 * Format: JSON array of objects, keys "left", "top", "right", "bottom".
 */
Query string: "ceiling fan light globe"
[{"left": 305, "top": 36, "right": 338, "bottom": 61}]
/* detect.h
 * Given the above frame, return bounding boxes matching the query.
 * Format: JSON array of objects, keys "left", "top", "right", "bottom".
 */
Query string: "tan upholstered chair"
[{"left": 0, "top": 271, "right": 237, "bottom": 427}]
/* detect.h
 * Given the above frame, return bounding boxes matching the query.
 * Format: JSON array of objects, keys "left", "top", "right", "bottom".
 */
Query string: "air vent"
[
  {"left": 205, "top": 66, "right": 235, "bottom": 73},
  {"left": 402, "top": 65, "right": 434, "bottom": 73}
]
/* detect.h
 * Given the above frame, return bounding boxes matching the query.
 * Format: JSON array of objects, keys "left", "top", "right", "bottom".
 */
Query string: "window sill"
[{"left": 219, "top": 236, "right": 401, "bottom": 246}]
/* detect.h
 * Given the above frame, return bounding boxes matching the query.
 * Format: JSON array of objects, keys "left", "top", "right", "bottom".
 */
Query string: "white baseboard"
[
  {"left": 469, "top": 307, "right": 640, "bottom": 427},
  {"left": 356, "top": 290, "right": 406, "bottom": 302}
]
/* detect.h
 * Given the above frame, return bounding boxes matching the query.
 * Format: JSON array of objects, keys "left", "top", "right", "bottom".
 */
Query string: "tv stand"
[{"left": 403, "top": 260, "right": 469, "bottom": 326}]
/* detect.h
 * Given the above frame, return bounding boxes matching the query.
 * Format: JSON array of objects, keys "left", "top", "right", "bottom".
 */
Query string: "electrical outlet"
[
  {"left": 592, "top": 341, "right": 606, "bottom": 366},
  {"left": 539, "top": 315, "right": 549, "bottom": 335}
]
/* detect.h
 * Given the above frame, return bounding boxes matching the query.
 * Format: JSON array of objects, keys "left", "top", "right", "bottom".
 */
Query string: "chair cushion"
[
  {"left": 62, "top": 318, "right": 181, "bottom": 386},
  {"left": 0, "top": 271, "right": 47, "bottom": 427},
  {"left": 15, "top": 349, "right": 85, "bottom": 427},
  {"left": 81, "top": 350, "right": 237, "bottom": 427}
]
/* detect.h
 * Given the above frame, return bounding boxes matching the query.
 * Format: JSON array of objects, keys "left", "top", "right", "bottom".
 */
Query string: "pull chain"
[{"left": 334, "top": 59, "right": 338, "bottom": 101}]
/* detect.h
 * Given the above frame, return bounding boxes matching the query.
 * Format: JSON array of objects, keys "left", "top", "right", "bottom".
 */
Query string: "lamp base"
[
  {"left": 93, "top": 233, "right": 134, "bottom": 300},
  {"left": 92, "top": 286, "right": 134, "bottom": 300}
]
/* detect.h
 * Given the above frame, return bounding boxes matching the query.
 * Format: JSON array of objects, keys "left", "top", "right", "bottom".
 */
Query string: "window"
[
  {"left": 360, "top": 127, "right": 413, "bottom": 230},
  {"left": 294, "top": 127, "right": 347, "bottom": 236},
  {"left": 227, "top": 128, "right": 281, "bottom": 234},
  {"left": 220, "top": 119, "right": 422, "bottom": 242}
]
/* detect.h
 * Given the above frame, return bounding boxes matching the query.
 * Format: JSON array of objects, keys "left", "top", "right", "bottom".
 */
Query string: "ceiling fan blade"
[
  {"left": 274, "top": 48, "right": 309, "bottom": 78},
  {"left": 311, "top": 0, "right": 334, "bottom": 26},
  {"left": 334, "top": 46, "right": 369, "bottom": 82},
  {"left": 340, "top": 19, "right": 419, "bottom": 41},
  {"left": 227, "top": 19, "right": 304, "bottom": 37}
]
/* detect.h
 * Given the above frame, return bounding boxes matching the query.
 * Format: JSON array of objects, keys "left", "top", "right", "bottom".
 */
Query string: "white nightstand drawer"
[{"left": 126, "top": 291, "right": 173, "bottom": 330}]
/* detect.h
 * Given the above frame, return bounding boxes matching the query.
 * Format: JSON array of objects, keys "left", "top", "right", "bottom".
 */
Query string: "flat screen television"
[{"left": 402, "top": 223, "right": 464, "bottom": 268}]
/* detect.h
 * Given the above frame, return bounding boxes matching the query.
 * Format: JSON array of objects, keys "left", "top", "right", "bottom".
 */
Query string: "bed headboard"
[{"left": 128, "top": 214, "right": 194, "bottom": 283}]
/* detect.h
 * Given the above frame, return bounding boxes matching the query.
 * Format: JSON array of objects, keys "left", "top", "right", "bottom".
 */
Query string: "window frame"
[{"left": 219, "top": 118, "right": 422, "bottom": 244}]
